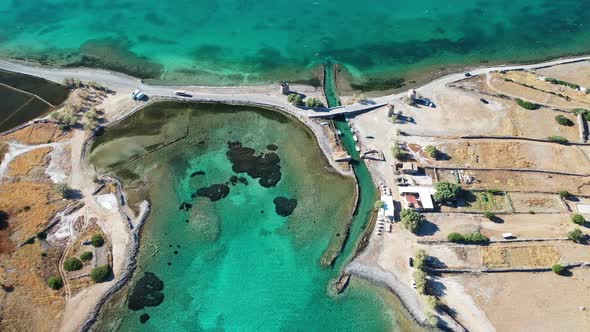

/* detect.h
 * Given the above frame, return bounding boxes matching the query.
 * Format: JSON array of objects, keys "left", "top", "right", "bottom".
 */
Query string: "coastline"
[{"left": 3, "top": 53, "right": 590, "bottom": 331}]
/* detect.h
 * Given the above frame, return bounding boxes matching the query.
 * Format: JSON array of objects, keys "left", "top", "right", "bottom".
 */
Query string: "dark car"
[
  {"left": 480, "top": 98, "right": 489, "bottom": 104},
  {"left": 409, "top": 257, "right": 414, "bottom": 267},
  {"left": 464, "top": 72, "right": 472, "bottom": 77}
]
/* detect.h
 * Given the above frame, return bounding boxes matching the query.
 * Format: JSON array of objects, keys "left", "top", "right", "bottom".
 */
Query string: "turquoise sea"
[{"left": 1, "top": 1, "right": 590, "bottom": 86}]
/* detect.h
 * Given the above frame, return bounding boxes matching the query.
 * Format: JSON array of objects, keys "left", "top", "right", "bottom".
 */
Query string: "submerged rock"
[
  {"left": 229, "top": 176, "right": 238, "bottom": 185},
  {"left": 226, "top": 141, "right": 281, "bottom": 188},
  {"left": 178, "top": 202, "right": 192, "bottom": 211},
  {"left": 266, "top": 144, "right": 278, "bottom": 151},
  {"left": 196, "top": 184, "right": 230, "bottom": 201},
  {"left": 140, "top": 313, "right": 150, "bottom": 324},
  {"left": 127, "top": 272, "right": 165, "bottom": 311},
  {"left": 238, "top": 177, "right": 248, "bottom": 185},
  {"left": 273, "top": 197, "right": 298, "bottom": 217},
  {"left": 190, "top": 170, "right": 206, "bottom": 177}
]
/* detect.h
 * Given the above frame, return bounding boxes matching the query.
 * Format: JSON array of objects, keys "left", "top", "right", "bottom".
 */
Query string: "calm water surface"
[
  {"left": 89, "top": 102, "right": 415, "bottom": 331},
  {"left": 1, "top": 1, "right": 589, "bottom": 85}
]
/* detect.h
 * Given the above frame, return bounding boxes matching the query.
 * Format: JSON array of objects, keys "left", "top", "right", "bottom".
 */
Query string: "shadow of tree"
[
  {"left": 0, "top": 211, "right": 8, "bottom": 230},
  {"left": 417, "top": 220, "right": 439, "bottom": 236}
]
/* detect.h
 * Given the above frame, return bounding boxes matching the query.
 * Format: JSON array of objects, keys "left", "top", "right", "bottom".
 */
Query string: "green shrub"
[
  {"left": 91, "top": 234, "right": 105, "bottom": 247},
  {"left": 63, "top": 257, "right": 83, "bottom": 271},
  {"left": 54, "top": 183, "right": 74, "bottom": 199},
  {"left": 545, "top": 77, "right": 580, "bottom": 90},
  {"left": 433, "top": 182, "right": 462, "bottom": 204},
  {"left": 447, "top": 232, "right": 464, "bottom": 242},
  {"left": 448, "top": 231, "right": 489, "bottom": 244},
  {"left": 47, "top": 276, "right": 63, "bottom": 290},
  {"left": 515, "top": 98, "right": 539, "bottom": 110},
  {"left": 373, "top": 200, "right": 384, "bottom": 210},
  {"left": 558, "top": 191, "right": 570, "bottom": 199},
  {"left": 483, "top": 211, "right": 495, "bottom": 220},
  {"left": 90, "top": 265, "right": 111, "bottom": 283},
  {"left": 80, "top": 251, "right": 93, "bottom": 262},
  {"left": 425, "top": 295, "right": 439, "bottom": 310},
  {"left": 424, "top": 145, "right": 440, "bottom": 159},
  {"left": 287, "top": 93, "right": 303, "bottom": 106},
  {"left": 400, "top": 209, "right": 425, "bottom": 234},
  {"left": 487, "top": 189, "right": 501, "bottom": 195},
  {"left": 567, "top": 228, "right": 584, "bottom": 243},
  {"left": 36, "top": 231, "right": 47, "bottom": 240},
  {"left": 552, "top": 264, "right": 566, "bottom": 275},
  {"left": 414, "top": 249, "right": 428, "bottom": 271},
  {"left": 547, "top": 136, "right": 569, "bottom": 144},
  {"left": 391, "top": 143, "right": 406, "bottom": 160},
  {"left": 555, "top": 115, "right": 574, "bottom": 126},
  {"left": 412, "top": 270, "right": 427, "bottom": 294},
  {"left": 571, "top": 214, "right": 586, "bottom": 225},
  {"left": 305, "top": 97, "right": 325, "bottom": 108}
]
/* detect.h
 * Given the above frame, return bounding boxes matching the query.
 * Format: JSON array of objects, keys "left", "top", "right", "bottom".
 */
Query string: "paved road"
[{"left": 2, "top": 54, "right": 590, "bottom": 118}]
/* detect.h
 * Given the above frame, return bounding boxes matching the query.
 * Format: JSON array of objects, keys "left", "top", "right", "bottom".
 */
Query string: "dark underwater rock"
[
  {"left": 226, "top": 141, "right": 281, "bottom": 188},
  {"left": 127, "top": 272, "right": 165, "bottom": 311},
  {"left": 190, "top": 170, "right": 206, "bottom": 177},
  {"left": 273, "top": 197, "right": 298, "bottom": 217},
  {"left": 178, "top": 202, "right": 192, "bottom": 211},
  {"left": 196, "top": 184, "right": 230, "bottom": 201},
  {"left": 238, "top": 177, "right": 248, "bottom": 185},
  {"left": 140, "top": 313, "right": 150, "bottom": 324},
  {"left": 266, "top": 144, "right": 278, "bottom": 151}
]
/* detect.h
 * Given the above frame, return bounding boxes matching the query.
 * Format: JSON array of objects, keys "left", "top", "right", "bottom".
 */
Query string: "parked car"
[
  {"left": 480, "top": 97, "right": 489, "bottom": 104},
  {"left": 409, "top": 257, "right": 414, "bottom": 267},
  {"left": 464, "top": 72, "right": 472, "bottom": 77},
  {"left": 175, "top": 90, "right": 192, "bottom": 97}
]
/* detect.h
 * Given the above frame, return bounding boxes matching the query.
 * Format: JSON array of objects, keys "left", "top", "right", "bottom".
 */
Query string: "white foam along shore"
[{"left": 3, "top": 54, "right": 590, "bottom": 331}]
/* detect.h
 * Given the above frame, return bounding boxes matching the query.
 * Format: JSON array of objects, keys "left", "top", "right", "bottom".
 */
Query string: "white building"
[
  {"left": 399, "top": 186, "right": 435, "bottom": 211},
  {"left": 379, "top": 194, "right": 395, "bottom": 221}
]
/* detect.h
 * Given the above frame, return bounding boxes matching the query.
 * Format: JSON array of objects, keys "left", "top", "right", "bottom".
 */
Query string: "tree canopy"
[{"left": 433, "top": 182, "right": 462, "bottom": 204}]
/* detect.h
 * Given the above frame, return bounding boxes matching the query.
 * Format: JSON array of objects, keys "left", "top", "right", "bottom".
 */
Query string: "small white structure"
[
  {"left": 379, "top": 194, "right": 395, "bottom": 221},
  {"left": 576, "top": 203, "right": 590, "bottom": 215},
  {"left": 502, "top": 233, "right": 514, "bottom": 239},
  {"left": 399, "top": 186, "right": 435, "bottom": 211}
]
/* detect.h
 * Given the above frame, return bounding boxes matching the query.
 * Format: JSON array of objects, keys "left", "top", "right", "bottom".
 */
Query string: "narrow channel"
[{"left": 324, "top": 62, "right": 378, "bottom": 270}]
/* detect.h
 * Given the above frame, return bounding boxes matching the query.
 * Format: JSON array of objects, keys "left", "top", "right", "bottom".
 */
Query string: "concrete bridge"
[{"left": 307, "top": 102, "right": 389, "bottom": 118}]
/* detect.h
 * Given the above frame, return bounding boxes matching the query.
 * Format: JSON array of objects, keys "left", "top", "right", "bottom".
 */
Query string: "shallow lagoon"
[{"left": 89, "top": 102, "right": 416, "bottom": 331}]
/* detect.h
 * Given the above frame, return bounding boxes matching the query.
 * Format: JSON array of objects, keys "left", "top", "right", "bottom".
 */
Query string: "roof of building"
[
  {"left": 399, "top": 186, "right": 435, "bottom": 209},
  {"left": 379, "top": 194, "right": 395, "bottom": 218}
]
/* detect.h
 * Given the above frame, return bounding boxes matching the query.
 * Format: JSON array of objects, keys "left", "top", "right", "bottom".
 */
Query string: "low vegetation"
[
  {"left": 54, "top": 183, "right": 75, "bottom": 199},
  {"left": 558, "top": 190, "right": 570, "bottom": 199},
  {"left": 544, "top": 77, "right": 581, "bottom": 90},
  {"left": 90, "top": 265, "right": 111, "bottom": 283},
  {"left": 433, "top": 182, "right": 462, "bottom": 204},
  {"left": 573, "top": 108, "right": 590, "bottom": 121},
  {"left": 391, "top": 142, "right": 407, "bottom": 160},
  {"left": 91, "top": 234, "right": 105, "bottom": 247},
  {"left": 424, "top": 145, "right": 440, "bottom": 160},
  {"left": 80, "top": 251, "right": 93, "bottom": 262},
  {"left": 373, "top": 200, "right": 384, "bottom": 210},
  {"left": 547, "top": 136, "right": 569, "bottom": 144},
  {"left": 49, "top": 110, "right": 78, "bottom": 130},
  {"left": 63, "top": 257, "right": 83, "bottom": 271},
  {"left": 305, "top": 97, "right": 325, "bottom": 108},
  {"left": 414, "top": 249, "right": 428, "bottom": 271},
  {"left": 567, "top": 228, "right": 584, "bottom": 243},
  {"left": 483, "top": 211, "right": 496, "bottom": 220},
  {"left": 552, "top": 263, "right": 566, "bottom": 275},
  {"left": 514, "top": 98, "right": 539, "bottom": 110},
  {"left": 47, "top": 276, "right": 63, "bottom": 290},
  {"left": 555, "top": 115, "right": 574, "bottom": 126},
  {"left": 571, "top": 213, "right": 586, "bottom": 225},
  {"left": 412, "top": 270, "right": 427, "bottom": 294},
  {"left": 287, "top": 93, "right": 303, "bottom": 106},
  {"left": 448, "top": 231, "right": 489, "bottom": 244},
  {"left": 400, "top": 209, "right": 425, "bottom": 234}
]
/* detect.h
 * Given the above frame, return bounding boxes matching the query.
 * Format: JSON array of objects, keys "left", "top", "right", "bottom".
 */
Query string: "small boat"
[
  {"left": 365, "top": 134, "right": 374, "bottom": 139},
  {"left": 355, "top": 145, "right": 361, "bottom": 152},
  {"left": 352, "top": 135, "right": 358, "bottom": 142}
]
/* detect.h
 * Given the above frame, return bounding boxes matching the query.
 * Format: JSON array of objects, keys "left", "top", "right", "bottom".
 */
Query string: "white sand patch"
[
  {"left": 45, "top": 142, "right": 68, "bottom": 183},
  {"left": 97, "top": 193, "right": 118, "bottom": 211}
]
